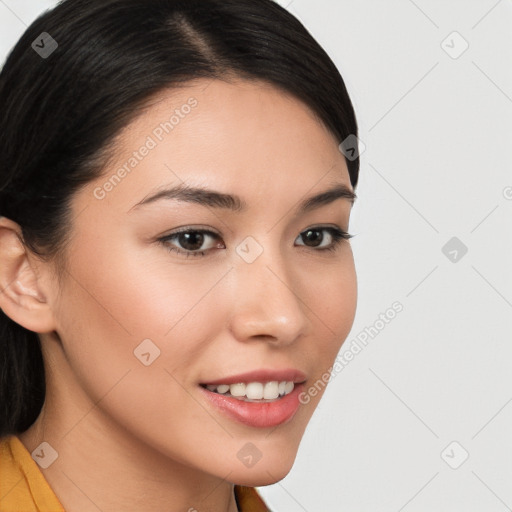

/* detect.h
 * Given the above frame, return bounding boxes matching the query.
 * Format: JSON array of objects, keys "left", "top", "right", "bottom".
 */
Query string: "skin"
[{"left": 0, "top": 77, "right": 357, "bottom": 512}]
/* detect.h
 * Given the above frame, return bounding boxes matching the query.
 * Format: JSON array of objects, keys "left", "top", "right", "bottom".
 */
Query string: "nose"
[{"left": 227, "top": 245, "right": 309, "bottom": 347}]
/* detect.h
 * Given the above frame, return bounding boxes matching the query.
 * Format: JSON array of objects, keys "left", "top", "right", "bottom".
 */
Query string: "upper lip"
[{"left": 201, "top": 368, "right": 307, "bottom": 386}]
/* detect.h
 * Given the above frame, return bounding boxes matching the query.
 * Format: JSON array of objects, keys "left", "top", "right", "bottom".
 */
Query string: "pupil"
[
  {"left": 304, "top": 229, "right": 322, "bottom": 247},
  {"left": 180, "top": 232, "right": 204, "bottom": 251}
]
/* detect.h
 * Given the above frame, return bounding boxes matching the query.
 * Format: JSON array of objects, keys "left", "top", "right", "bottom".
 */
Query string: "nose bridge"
[{"left": 228, "top": 235, "right": 308, "bottom": 344}]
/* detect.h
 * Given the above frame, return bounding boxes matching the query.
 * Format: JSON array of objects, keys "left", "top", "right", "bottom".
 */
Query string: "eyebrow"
[{"left": 129, "top": 182, "right": 356, "bottom": 214}]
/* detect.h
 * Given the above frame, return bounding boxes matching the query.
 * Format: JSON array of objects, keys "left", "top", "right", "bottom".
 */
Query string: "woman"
[{"left": 0, "top": 0, "right": 359, "bottom": 510}]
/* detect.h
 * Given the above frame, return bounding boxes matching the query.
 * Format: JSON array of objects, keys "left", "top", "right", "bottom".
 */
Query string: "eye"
[
  {"left": 295, "top": 226, "right": 353, "bottom": 253},
  {"left": 158, "top": 228, "right": 224, "bottom": 258},
  {"left": 157, "top": 226, "right": 353, "bottom": 258}
]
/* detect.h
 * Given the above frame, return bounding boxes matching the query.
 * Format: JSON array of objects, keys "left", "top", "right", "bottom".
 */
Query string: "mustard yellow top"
[{"left": 0, "top": 435, "right": 269, "bottom": 511}]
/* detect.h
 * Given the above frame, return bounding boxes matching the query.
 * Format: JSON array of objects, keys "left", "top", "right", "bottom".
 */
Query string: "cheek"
[
  {"left": 305, "top": 249, "right": 357, "bottom": 341},
  {"left": 53, "top": 248, "right": 234, "bottom": 463},
  {"left": 61, "top": 227, "right": 221, "bottom": 336},
  {"left": 298, "top": 250, "right": 357, "bottom": 385},
  {"left": 54, "top": 233, "right": 241, "bottom": 415}
]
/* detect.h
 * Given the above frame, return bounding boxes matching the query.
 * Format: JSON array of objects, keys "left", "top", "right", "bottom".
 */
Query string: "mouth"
[
  {"left": 200, "top": 380, "right": 296, "bottom": 402},
  {"left": 199, "top": 369, "right": 307, "bottom": 428}
]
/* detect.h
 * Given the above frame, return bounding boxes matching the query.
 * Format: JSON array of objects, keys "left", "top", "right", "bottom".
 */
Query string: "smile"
[
  {"left": 202, "top": 381, "right": 295, "bottom": 401},
  {"left": 199, "top": 369, "right": 307, "bottom": 428}
]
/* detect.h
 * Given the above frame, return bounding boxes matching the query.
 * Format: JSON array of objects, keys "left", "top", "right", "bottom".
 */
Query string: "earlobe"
[{"left": 0, "top": 216, "right": 57, "bottom": 333}]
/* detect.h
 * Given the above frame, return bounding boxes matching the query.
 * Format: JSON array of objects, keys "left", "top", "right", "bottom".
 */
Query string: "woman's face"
[{"left": 45, "top": 78, "right": 357, "bottom": 485}]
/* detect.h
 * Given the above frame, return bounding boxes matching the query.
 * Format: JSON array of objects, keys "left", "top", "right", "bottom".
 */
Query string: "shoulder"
[{"left": 0, "top": 434, "right": 65, "bottom": 512}]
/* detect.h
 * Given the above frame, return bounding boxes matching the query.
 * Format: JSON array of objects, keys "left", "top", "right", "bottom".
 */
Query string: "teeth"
[
  {"left": 216, "top": 384, "right": 230, "bottom": 394},
  {"left": 230, "top": 383, "right": 246, "bottom": 397},
  {"left": 246, "top": 382, "right": 264, "bottom": 399},
  {"left": 263, "top": 381, "right": 279, "bottom": 400},
  {"left": 204, "top": 380, "right": 295, "bottom": 400}
]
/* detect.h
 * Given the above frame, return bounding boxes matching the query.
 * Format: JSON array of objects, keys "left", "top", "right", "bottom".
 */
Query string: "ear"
[{"left": 0, "top": 216, "right": 57, "bottom": 333}]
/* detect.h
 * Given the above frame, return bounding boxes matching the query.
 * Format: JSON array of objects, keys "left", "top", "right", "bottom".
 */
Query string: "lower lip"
[{"left": 200, "top": 384, "right": 304, "bottom": 428}]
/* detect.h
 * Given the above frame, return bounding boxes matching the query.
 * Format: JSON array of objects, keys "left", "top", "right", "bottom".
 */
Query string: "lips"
[
  {"left": 201, "top": 368, "right": 307, "bottom": 386},
  {"left": 199, "top": 368, "right": 307, "bottom": 428}
]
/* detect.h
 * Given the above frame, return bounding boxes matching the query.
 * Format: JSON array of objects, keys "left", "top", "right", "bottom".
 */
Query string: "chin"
[
  {"left": 228, "top": 448, "right": 298, "bottom": 487},
  {"left": 232, "top": 463, "right": 294, "bottom": 487}
]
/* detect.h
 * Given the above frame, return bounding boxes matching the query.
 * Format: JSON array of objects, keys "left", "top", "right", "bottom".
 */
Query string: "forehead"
[{"left": 78, "top": 78, "right": 352, "bottom": 216}]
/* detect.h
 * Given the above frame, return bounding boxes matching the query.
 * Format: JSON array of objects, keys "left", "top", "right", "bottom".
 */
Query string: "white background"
[{"left": 1, "top": 1, "right": 511, "bottom": 510}]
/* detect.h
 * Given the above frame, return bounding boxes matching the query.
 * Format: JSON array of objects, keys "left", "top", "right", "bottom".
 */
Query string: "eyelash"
[{"left": 157, "top": 226, "right": 353, "bottom": 258}]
